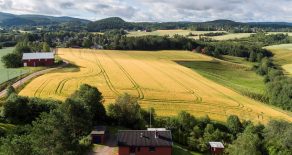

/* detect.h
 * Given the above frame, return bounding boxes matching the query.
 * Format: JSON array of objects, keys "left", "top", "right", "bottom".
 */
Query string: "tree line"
[
  {"left": 193, "top": 33, "right": 292, "bottom": 111},
  {"left": 0, "top": 85, "right": 291, "bottom": 155},
  {"left": 254, "top": 57, "right": 292, "bottom": 110}
]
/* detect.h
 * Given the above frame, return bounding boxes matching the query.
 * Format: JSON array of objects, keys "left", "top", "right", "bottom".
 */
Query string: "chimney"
[{"left": 140, "top": 132, "right": 143, "bottom": 138}]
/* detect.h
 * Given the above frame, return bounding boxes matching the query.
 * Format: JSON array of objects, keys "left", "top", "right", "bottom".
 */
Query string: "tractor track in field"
[
  {"left": 34, "top": 79, "right": 51, "bottom": 97},
  {"left": 54, "top": 50, "right": 103, "bottom": 95},
  {"left": 142, "top": 60, "right": 201, "bottom": 103},
  {"left": 54, "top": 52, "right": 92, "bottom": 94},
  {"left": 116, "top": 51, "right": 201, "bottom": 104},
  {"left": 115, "top": 52, "right": 254, "bottom": 118},
  {"left": 114, "top": 51, "right": 168, "bottom": 91},
  {"left": 62, "top": 50, "right": 256, "bottom": 120},
  {"left": 174, "top": 64, "right": 260, "bottom": 120},
  {"left": 102, "top": 51, "right": 144, "bottom": 100},
  {"left": 91, "top": 51, "right": 120, "bottom": 96}
]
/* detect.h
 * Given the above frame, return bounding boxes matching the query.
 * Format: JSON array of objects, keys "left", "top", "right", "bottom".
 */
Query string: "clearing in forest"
[{"left": 19, "top": 49, "right": 292, "bottom": 123}]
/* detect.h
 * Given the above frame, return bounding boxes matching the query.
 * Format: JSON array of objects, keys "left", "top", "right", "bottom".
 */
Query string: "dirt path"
[
  {"left": 0, "top": 62, "right": 68, "bottom": 98},
  {"left": 88, "top": 135, "right": 117, "bottom": 155}
]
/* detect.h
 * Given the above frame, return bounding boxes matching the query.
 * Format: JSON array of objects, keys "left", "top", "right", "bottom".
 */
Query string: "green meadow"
[{"left": 177, "top": 57, "right": 266, "bottom": 96}]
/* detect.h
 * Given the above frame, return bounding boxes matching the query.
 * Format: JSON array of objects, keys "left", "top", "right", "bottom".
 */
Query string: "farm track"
[
  {"left": 55, "top": 50, "right": 107, "bottom": 95},
  {"left": 91, "top": 51, "right": 120, "bottom": 96},
  {"left": 34, "top": 79, "right": 51, "bottom": 97},
  {"left": 54, "top": 51, "right": 97, "bottom": 95},
  {"left": 102, "top": 51, "right": 144, "bottom": 100}
]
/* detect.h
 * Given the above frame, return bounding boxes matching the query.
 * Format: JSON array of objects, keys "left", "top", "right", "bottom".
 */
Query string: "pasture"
[
  {"left": 265, "top": 44, "right": 292, "bottom": 75},
  {"left": 127, "top": 29, "right": 254, "bottom": 40},
  {"left": 0, "top": 47, "right": 28, "bottom": 84},
  {"left": 19, "top": 49, "right": 292, "bottom": 123},
  {"left": 208, "top": 33, "right": 254, "bottom": 40},
  {"left": 127, "top": 30, "right": 224, "bottom": 37},
  {"left": 177, "top": 59, "right": 265, "bottom": 96}
]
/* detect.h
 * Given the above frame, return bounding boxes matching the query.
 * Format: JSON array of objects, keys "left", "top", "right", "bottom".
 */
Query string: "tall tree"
[
  {"left": 228, "top": 130, "right": 261, "bottom": 155},
  {"left": 108, "top": 93, "right": 145, "bottom": 129},
  {"left": 227, "top": 115, "right": 242, "bottom": 135},
  {"left": 70, "top": 84, "right": 106, "bottom": 123},
  {"left": 264, "top": 120, "right": 292, "bottom": 155},
  {"left": 42, "top": 42, "right": 50, "bottom": 52}
]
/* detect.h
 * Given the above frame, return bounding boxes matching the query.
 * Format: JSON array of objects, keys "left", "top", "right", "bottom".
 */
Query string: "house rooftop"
[
  {"left": 117, "top": 130, "right": 173, "bottom": 147},
  {"left": 22, "top": 52, "right": 54, "bottom": 60},
  {"left": 90, "top": 126, "right": 107, "bottom": 135},
  {"left": 209, "top": 142, "right": 224, "bottom": 148}
]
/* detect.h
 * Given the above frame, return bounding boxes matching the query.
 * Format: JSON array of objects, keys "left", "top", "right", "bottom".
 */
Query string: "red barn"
[
  {"left": 22, "top": 52, "right": 55, "bottom": 67},
  {"left": 209, "top": 142, "right": 224, "bottom": 155},
  {"left": 117, "top": 130, "right": 173, "bottom": 155}
]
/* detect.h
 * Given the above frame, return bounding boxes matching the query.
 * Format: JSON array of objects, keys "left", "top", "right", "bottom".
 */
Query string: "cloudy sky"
[{"left": 1, "top": 0, "right": 292, "bottom": 22}]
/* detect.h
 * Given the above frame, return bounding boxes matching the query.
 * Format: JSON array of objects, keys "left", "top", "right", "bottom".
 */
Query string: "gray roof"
[
  {"left": 22, "top": 52, "right": 54, "bottom": 60},
  {"left": 147, "top": 128, "right": 167, "bottom": 131},
  {"left": 118, "top": 130, "right": 173, "bottom": 147},
  {"left": 209, "top": 142, "right": 224, "bottom": 148},
  {"left": 90, "top": 126, "right": 107, "bottom": 135}
]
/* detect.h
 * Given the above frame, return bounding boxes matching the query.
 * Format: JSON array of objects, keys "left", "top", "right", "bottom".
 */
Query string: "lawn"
[
  {"left": 0, "top": 47, "right": 29, "bottom": 84},
  {"left": 173, "top": 144, "right": 203, "bottom": 155},
  {"left": 19, "top": 49, "right": 292, "bottom": 123},
  {"left": 0, "top": 47, "right": 47, "bottom": 85}
]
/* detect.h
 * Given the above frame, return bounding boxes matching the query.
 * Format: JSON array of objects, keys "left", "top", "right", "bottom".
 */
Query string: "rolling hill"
[
  {"left": 0, "top": 12, "right": 90, "bottom": 26},
  {"left": 1, "top": 11, "right": 292, "bottom": 31}
]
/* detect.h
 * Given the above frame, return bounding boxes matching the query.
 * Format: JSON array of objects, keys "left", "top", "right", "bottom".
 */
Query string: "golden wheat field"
[{"left": 19, "top": 49, "right": 292, "bottom": 123}]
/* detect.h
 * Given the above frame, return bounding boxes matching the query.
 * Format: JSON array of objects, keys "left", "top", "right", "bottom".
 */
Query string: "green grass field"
[
  {"left": 0, "top": 47, "right": 29, "bottom": 84},
  {"left": 265, "top": 44, "right": 292, "bottom": 76},
  {"left": 267, "top": 32, "right": 292, "bottom": 36},
  {"left": 0, "top": 47, "right": 46, "bottom": 85},
  {"left": 177, "top": 58, "right": 266, "bottom": 96},
  {"left": 209, "top": 33, "right": 254, "bottom": 40},
  {"left": 173, "top": 144, "right": 203, "bottom": 155}
]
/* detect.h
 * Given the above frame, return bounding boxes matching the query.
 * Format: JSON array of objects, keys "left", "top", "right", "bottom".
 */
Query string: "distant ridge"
[
  {"left": 0, "top": 12, "right": 292, "bottom": 31},
  {"left": 0, "top": 12, "right": 90, "bottom": 26}
]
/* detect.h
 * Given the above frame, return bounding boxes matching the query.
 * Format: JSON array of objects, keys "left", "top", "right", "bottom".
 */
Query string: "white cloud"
[{"left": 0, "top": 0, "right": 292, "bottom": 22}]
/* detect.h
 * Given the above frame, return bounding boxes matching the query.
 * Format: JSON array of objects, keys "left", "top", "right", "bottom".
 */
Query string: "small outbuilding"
[
  {"left": 209, "top": 142, "right": 224, "bottom": 155},
  {"left": 117, "top": 130, "right": 173, "bottom": 155},
  {"left": 22, "top": 52, "right": 55, "bottom": 67},
  {"left": 90, "top": 126, "right": 107, "bottom": 144}
]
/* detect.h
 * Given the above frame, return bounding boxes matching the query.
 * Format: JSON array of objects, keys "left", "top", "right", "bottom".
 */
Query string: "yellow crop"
[{"left": 19, "top": 49, "right": 292, "bottom": 123}]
